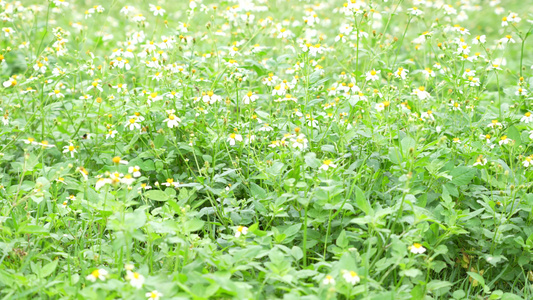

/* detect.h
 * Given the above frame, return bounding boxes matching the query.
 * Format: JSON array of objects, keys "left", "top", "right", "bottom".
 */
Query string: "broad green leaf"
[
  {"left": 250, "top": 182, "right": 267, "bottom": 199},
  {"left": 467, "top": 272, "right": 485, "bottom": 287},
  {"left": 304, "top": 152, "right": 320, "bottom": 168},
  {"left": 450, "top": 167, "right": 476, "bottom": 186},
  {"left": 291, "top": 246, "right": 303, "bottom": 261},
  {"left": 355, "top": 186, "right": 373, "bottom": 216},
  {"left": 507, "top": 125, "right": 522, "bottom": 146},
  {"left": 145, "top": 190, "right": 170, "bottom": 201},
  {"left": 184, "top": 219, "right": 205, "bottom": 233},
  {"left": 154, "top": 134, "right": 166, "bottom": 149},
  {"left": 400, "top": 136, "right": 416, "bottom": 157},
  {"left": 401, "top": 268, "right": 423, "bottom": 278},
  {"left": 336, "top": 229, "right": 349, "bottom": 248},
  {"left": 40, "top": 260, "right": 58, "bottom": 278}
]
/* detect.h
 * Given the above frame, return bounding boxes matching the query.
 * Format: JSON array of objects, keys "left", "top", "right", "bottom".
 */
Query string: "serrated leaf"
[
  {"left": 154, "top": 134, "right": 165, "bottom": 149},
  {"left": 250, "top": 183, "right": 266, "bottom": 199},
  {"left": 450, "top": 167, "right": 476, "bottom": 186}
]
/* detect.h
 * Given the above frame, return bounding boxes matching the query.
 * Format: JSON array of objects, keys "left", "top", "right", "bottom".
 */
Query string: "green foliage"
[{"left": 1, "top": 0, "right": 533, "bottom": 299}]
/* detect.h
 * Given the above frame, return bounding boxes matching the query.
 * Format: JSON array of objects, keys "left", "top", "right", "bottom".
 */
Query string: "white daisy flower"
[{"left": 409, "top": 243, "right": 426, "bottom": 254}]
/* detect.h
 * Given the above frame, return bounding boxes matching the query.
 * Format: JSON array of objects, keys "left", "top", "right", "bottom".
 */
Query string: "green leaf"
[
  {"left": 484, "top": 254, "right": 507, "bottom": 266},
  {"left": 124, "top": 135, "right": 140, "bottom": 152},
  {"left": 283, "top": 224, "right": 301, "bottom": 237},
  {"left": 250, "top": 183, "right": 266, "bottom": 199},
  {"left": 145, "top": 190, "right": 170, "bottom": 201},
  {"left": 154, "top": 134, "right": 166, "bottom": 149},
  {"left": 452, "top": 290, "right": 466, "bottom": 299},
  {"left": 401, "top": 268, "right": 423, "bottom": 278},
  {"left": 507, "top": 125, "right": 522, "bottom": 146},
  {"left": 427, "top": 280, "right": 452, "bottom": 292},
  {"left": 183, "top": 219, "right": 205, "bottom": 233},
  {"left": 410, "top": 285, "right": 424, "bottom": 299},
  {"left": 249, "top": 223, "right": 267, "bottom": 237},
  {"left": 355, "top": 186, "right": 373, "bottom": 216},
  {"left": 304, "top": 152, "right": 320, "bottom": 168},
  {"left": 388, "top": 147, "right": 402, "bottom": 165},
  {"left": 467, "top": 272, "right": 485, "bottom": 287},
  {"left": 40, "top": 259, "right": 58, "bottom": 278},
  {"left": 400, "top": 136, "right": 416, "bottom": 157},
  {"left": 266, "top": 162, "right": 284, "bottom": 176},
  {"left": 336, "top": 229, "right": 349, "bottom": 248},
  {"left": 321, "top": 145, "right": 336, "bottom": 153},
  {"left": 450, "top": 167, "right": 476, "bottom": 186},
  {"left": 291, "top": 246, "right": 303, "bottom": 261},
  {"left": 501, "top": 293, "right": 523, "bottom": 300},
  {"left": 19, "top": 225, "right": 49, "bottom": 235}
]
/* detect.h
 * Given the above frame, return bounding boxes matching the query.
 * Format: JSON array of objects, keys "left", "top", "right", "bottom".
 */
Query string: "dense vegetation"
[{"left": 1, "top": 0, "right": 533, "bottom": 299}]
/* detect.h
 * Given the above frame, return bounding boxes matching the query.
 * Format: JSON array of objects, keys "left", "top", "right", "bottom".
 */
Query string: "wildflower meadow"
[{"left": 1, "top": 0, "right": 533, "bottom": 299}]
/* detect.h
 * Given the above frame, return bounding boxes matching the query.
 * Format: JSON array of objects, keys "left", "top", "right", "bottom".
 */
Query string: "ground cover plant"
[{"left": 1, "top": 0, "right": 533, "bottom": 299}]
